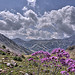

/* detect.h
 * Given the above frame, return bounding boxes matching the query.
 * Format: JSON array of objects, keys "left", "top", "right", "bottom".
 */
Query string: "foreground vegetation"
[{"left": 0, "top": 47, "right": 75, "bottom": 75}]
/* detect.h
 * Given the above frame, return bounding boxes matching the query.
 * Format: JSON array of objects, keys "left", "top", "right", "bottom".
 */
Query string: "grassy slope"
[{"left": 0, "top": 47, "right": 74, "bottom": 75}]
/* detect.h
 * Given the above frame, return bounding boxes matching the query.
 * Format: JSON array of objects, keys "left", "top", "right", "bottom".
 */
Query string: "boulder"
[
  {"left": 25, "top": 72, "right": 33, "bottom": 75},
  {"left": 25, "top": 73, "right": 29, "bottom": 75},
  {"left": 0, "top": 69, "right": 2, "bottom": 72},
  {"left": 7, "top": 63, "right": 11, "bottom": 67},
  {"left": 11, "top": 60, "right": 18, "bottom": 67}
]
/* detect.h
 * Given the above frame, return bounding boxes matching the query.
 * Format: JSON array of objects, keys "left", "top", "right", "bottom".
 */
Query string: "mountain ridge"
[
  {"left": 12, "top": 34, "right": 75, "bottom": 52},
  {"left": 0, "top": 33, "right": 32, "bottom": 54}
]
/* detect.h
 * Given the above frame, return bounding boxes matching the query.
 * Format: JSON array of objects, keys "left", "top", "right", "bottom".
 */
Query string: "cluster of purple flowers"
[
  {"left": 60, "top": 58, "right": 68, "bottom": 66},
  {"left": 28, "top": 58, "right": 34, "bottom": 61},
  {"left": 41, "top": 57, "right": 50, "bottom": 63},
  {"left": 55, "top": 65, "right": 62, "bottom": 68},
  {"left": 41, "top": 56, "right": 58, "bottom": 63},
  {"left": 31, "top": 50, "right": 51, "bottom": 58},
  {"left": 51, "top": 48, "right": 70, "bottom": 58},
  {"left": 66, "top": 59, "right": 75, "bottom": 73},
  {"left": 60, "top": 71, "right": 69, "bottom": 75},
  {"left": 28, "top": 48, "right": 75, "bottom": 75}
]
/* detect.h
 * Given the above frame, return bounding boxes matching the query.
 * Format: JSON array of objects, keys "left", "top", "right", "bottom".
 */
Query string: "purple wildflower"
[
  {"left": 28, "top": 58, "right": 34, "bottom": 61},
  {"left": 60, "top": 71, "right": 69, "bottom": 75},
  {"left": 57, "top": 53, "right": 63, "bottom": 57},
  {"left": 50, "top": 56, "right": 58, "bottom": 60},
  {"left": 32, "top": 50, "right": 51, "bottom": 58},
  {"left": 63, "top": 52, "right": 70, "bottom": 58},
  {"left": 60, "top": 58, "right": 68, "bottom": 66}
]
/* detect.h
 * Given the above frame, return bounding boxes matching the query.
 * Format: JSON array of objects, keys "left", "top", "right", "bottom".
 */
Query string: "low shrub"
[
  {"left": 0, "top": 50, "right": 6, "bottom": 55},
  {"left": 22, "top": 55, "right": 25, "bottom": 59},
  {"left": 2, "top": 45, "right": 6, "bottom": 49},
  {"left": 13, "top": 56, "right": 22, "bottom": 61}
]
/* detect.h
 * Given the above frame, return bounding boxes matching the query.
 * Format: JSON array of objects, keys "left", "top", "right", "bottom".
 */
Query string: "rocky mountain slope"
[
  {"left": 13, "top": 34, "right": 75, "bottom": 52},
  {"left": 0, "top": 33, "right": 32, "bottom": 54}
]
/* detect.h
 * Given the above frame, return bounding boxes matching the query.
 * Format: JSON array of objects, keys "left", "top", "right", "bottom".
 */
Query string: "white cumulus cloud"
[
  {"left": 27, "top": 0, "right": 36, "bottom": 7},
  {"left": 22, "top": 6, "right": 28, "bottom": 11},
  {"left": 0, "top": 6, "right": 75, "bottom": 40}
]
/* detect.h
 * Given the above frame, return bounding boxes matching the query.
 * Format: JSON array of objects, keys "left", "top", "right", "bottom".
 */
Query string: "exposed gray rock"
[
  {"left": 0, "top": 69, "right": 2, "bottom": 72},
  {"left": 11, "top": 60, "right": 18, "bottom": 67},
  {"left": 25, "top": 73, "right": 29, "bottom": 75},
  {"left": 7, "top": 63, "right": 11, "bottom": 67}
]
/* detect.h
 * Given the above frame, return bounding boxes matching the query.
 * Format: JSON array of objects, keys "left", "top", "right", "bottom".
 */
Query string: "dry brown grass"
[
  {"left": 66, "top": 49, "right": 75, "bottom": 59},
  {"left": 24, "top": 55, "right": 31, "bottom": 58}
]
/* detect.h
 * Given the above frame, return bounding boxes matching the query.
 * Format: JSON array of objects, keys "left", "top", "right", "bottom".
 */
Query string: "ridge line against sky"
[{"left": 0, "top": 0, "right": 75, "bottom": 40}]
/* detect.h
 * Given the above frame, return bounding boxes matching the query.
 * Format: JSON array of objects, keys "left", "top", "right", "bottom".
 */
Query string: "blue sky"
[
  {"left": 0, "top": 0, "right": 75, "bottom": 40},
  {"left": 0, "top": 0, "right": 75, "bottom": 14},
  {"left": 0, "top": 0, "right": 27, "bottom": 14}
]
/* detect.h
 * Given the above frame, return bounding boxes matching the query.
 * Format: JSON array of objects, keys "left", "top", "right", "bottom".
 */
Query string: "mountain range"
[
  {"left": 0, "top": 33, "right": 32, "bottom": 54},
  {"left": 12, "top": 34, "right": 75, "bottom": 52},
  {"left": 0, "top": 33, "right": 75, "bottom": 54}
]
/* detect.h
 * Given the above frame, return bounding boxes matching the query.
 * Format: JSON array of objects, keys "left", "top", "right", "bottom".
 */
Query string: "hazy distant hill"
[
  {"left": 12, "top": 34, "right": 75, "bottom": 52},
  {"left": 0, "top": 33, "right": 32, "bottom": 54}
]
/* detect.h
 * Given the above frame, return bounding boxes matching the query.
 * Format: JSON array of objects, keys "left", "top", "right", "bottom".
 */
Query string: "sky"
[{"left": 0, "top": 0, "right": 75, "bottom": 40}]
